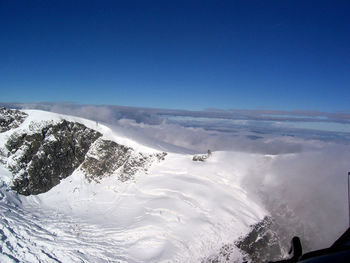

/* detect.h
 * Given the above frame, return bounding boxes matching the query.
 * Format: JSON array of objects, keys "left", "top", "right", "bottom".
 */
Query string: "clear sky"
[{"left": 1, "top": 0, "right": 349, "bottom": 111}]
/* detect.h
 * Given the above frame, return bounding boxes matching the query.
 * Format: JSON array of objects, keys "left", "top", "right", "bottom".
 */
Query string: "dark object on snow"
[
  {"left": 236, "top": 216, "right": 283, "bottom": 263},
  {"left": 0, "top": 107, "right": 27, "bottom": 132},
  {"left": 7, "top": 120, "right": 102, "bottom": 195},
  {"left": 193, "top": 149, "right": 212, "bottom": 162}
]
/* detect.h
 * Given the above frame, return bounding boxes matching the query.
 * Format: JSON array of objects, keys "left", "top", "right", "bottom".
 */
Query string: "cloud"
[
  {"left": 206, "top": 108, "right": 350, "bottom": 124},
  {"left": 2, "top": 101, "right": 348, "bottom": 152},
  {"left": 105, "top": 110, "right": 350, "bottom": 253},
  {"left": 241, "top": 145, "right": 350, "bottom": 252},
  {"left": 2, "top": 102, "right": 350, "bottom": 125},
  {"left": 0, "top": 102, "right": 163, "bottom": 125},
  {"left": 1, "top": 101, "right": 350, "bottom": 252}
]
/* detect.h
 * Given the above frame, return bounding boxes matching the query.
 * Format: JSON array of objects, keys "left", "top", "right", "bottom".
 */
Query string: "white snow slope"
[{"left": 0, "top": 110, "right": 268, "bottom": 262}]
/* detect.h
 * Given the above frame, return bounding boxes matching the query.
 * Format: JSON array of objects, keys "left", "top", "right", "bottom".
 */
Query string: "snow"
[
  {"left": 28, "top": 151, "right": 267, "bottom": 262},
  {"left": 22, "top": 109, "right": 158, "bottom": 154},
  {"left": 0, "top": 109, "right": 268, "bottom": 262}
]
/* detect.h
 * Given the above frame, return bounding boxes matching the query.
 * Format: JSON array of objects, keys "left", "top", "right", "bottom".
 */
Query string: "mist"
[
  {"left": 93, "top": 106, "right": 350, "bottom": 252},
  {"left": 242, "top": 146, "right": 350, "bottom": 251},
  {"left": 113, "top": 118, "right": 350, "bottom": 252},
  {"left": 2, "top": 102, "right": 350, "bottom": 253}
]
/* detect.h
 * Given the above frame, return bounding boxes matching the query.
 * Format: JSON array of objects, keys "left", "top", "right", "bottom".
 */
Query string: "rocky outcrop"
[
  {"left": 81, "top": 138, "right": 167, "bottom": 182},
  {"left": 5, "top": 120, "right": 102, "bottom": 195},
  {"left": 202, "top": 217, "right": 283, "bottom": 263},
  {"left": 0, "top": 108, "right": 168, "bottom": 196},
  {"left": 235, "top": 216, "right": 284, "bottom": 262},
  {"left": 0, "top": 108, "right": 27, "bottom": 133}
]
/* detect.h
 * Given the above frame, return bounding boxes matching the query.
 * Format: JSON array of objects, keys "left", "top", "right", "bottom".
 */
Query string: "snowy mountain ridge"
[{"left": 0, "top": 108, "right": 283, "bottom": 262}]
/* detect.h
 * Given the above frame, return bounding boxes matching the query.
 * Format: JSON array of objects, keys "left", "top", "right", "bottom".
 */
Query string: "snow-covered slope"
[{"left": 0, "top": 109, "right": 271, "bottom": 262}]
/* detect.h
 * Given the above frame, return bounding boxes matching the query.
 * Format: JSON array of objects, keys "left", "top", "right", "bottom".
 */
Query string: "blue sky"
[{"left": 1, "top": 0, "right": 349, "bottom": 111}]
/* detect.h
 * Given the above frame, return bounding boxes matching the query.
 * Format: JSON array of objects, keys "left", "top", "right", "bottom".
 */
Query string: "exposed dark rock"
[
  {"left": 1, "top": 108, "right": 167, "bottom": 195},
  {"left": 202, "top": 217, "right": 283, "bottom": 263},
  {"left": 5, "top": 120, "right": 102, "bottom": 195},
  {"left": 235, "top": 216, "right": 283, "bottom": 262},
  {"left": 81, "top": 138, "right": 167, "bottom": 182},
  {"left": 120, "top": 151, "right": 167, "bottom": 182},
  {"left": 0, "top": 148, "right": 6, "bottom": 164},
  {"left": 81, "top": 139, "right": 131, "bottom": 182},
  {"left": 202, "top": 243, "right": 241, "bottom": 263},
  {"left": 0, "top": 108, "right": 27, "bottom": 133}
]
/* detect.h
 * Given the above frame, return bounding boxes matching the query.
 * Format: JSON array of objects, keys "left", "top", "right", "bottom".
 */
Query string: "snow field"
[{"left": 0, "top": 110, "right": 268, "bottom": 262}]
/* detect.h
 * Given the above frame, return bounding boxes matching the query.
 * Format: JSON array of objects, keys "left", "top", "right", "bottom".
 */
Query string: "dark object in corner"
[
  {"left": 298, "top": 228, "right": 350, "bottom": 262},
  {"left": 269, "top": 229, "right": 350, "bottom": 262},
  {"left": 268, "top": 172, "right": 350, "bottom": 263}
]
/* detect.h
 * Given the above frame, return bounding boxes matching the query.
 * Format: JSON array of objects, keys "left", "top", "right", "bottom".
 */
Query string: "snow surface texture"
[
  {"left": 104, "top": 113, "right": 350, "bottom": 253},
  {"left": 0, "top": 110, "right": 269, "bottom": 262},
  {"left": 1, "top": 108, "right": 349, "bottom": 262}
]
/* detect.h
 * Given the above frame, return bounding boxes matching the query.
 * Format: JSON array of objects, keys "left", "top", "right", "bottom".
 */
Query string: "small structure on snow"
[{"left": 192, "top": 149, "right": 212, "bottom": 162}]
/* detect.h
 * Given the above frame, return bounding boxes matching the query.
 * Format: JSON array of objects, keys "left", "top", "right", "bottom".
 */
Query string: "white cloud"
[{"left": 3, "top": 102, "right": 350, "bottom": 252}]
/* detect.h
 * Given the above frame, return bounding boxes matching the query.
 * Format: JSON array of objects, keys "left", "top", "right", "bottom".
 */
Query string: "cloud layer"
[{"left": 2, "top": 102, "right": 350, "bottom": 252}]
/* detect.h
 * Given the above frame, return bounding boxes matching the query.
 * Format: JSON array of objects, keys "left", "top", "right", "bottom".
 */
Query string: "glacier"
[
  {"left": 0, "top": 109, "right": 270, "bottom": 262},
  {"left": 1, "top": 108, "right": 349, "bottom": 262}
]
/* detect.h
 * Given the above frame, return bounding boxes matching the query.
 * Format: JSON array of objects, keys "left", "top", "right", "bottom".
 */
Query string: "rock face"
[
  {"left": 0, "top": 108, "right": 167, "bottom": 196},
  {"left": 0, "top": 108, "right": 27, "bottom": 132},
  {"left": 81, "top": 138, "right": 167, "bottom": 182},
  {"left": 203, "top": 217, "right": 283, "bottom": 263},
  {"left": 235, "top": 216, "right": 284, "bottom": 262},
  {"left": 5, "top": 120, "right": 102, "bottom": 195}
]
